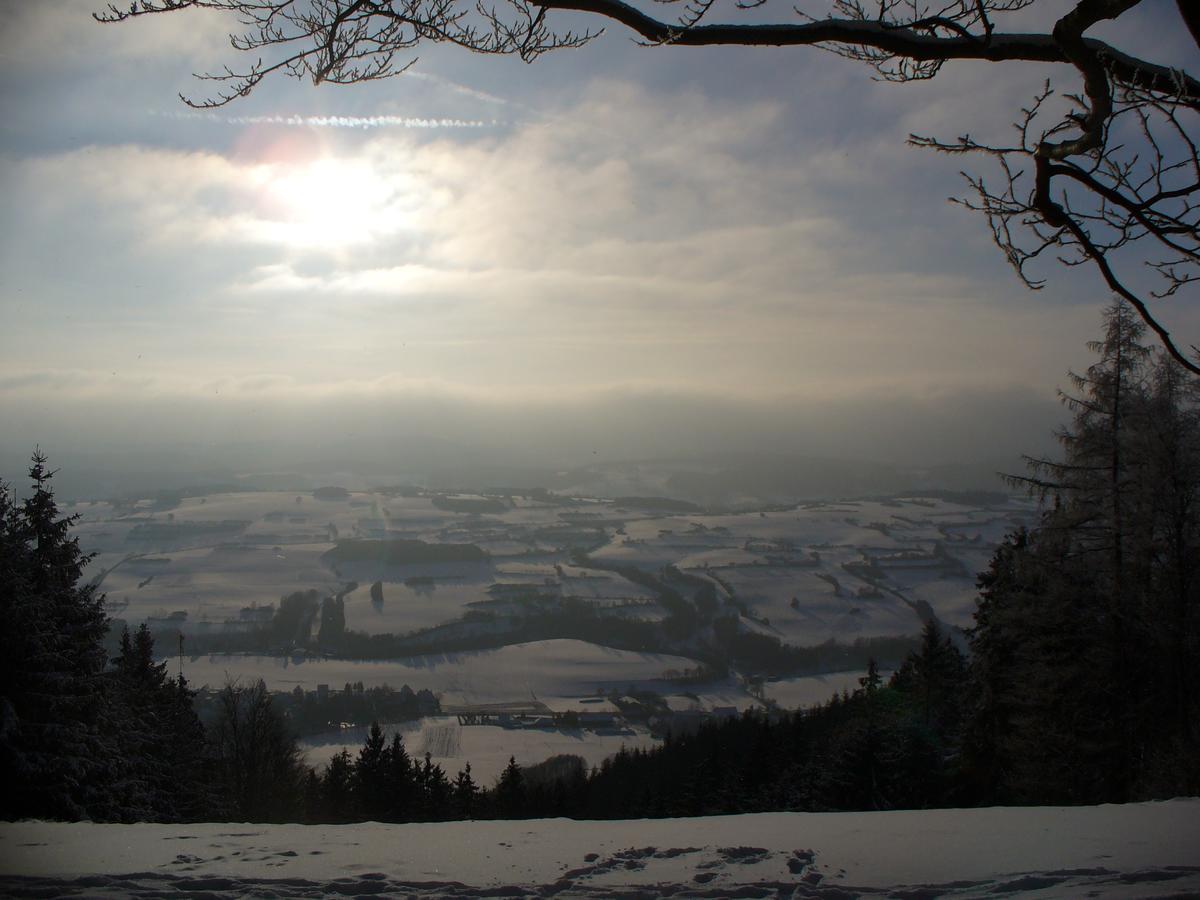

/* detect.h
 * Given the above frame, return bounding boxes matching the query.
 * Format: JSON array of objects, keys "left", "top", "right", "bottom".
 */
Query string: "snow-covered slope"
[{"left": 2, "top": 800, "right": 1198, "bottom": 898}]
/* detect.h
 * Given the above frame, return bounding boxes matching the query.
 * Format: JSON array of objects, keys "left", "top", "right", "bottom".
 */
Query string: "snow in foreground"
[{"left": 1, "top": 800, "right": 1197, "bottom": 898}]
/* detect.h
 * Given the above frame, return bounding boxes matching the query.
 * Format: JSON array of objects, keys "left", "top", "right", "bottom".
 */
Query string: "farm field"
[
  {"left": 178, "top": 640, "right": 705, "bottom": 704},
  {"left": 65, "top": 486, "right": 1031, "bottom": 774},
  {"left": 300, "top": 716, "right": 661, "bottom": 784},
  {"left": 69, "top": 488, "right": 1030, "bottom": 646}
]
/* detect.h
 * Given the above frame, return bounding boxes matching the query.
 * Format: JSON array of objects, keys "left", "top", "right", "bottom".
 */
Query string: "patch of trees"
[
  {"left": 304, "top": 724, "right": 487, "bottom": 822},
  {"left": 208, "top": 679, "right": 309, "bottom": 821},
  {"left": 277, "top": 683, "right": 440, "bottom": 738},
  {"left": 323, "top": 538, "right": 489, "bottom": 565},
  {"left": 1, "top": 454, "right": 211, "bottom": 822},
  {"left": 965, "top": 302, "right": 1200, "bottom": 803},
  {"left": 551, "top": 635, "right": 965, "bottom": 818},
  {"left": 710, "top": 619, "right": 919, "bottom": 678},
  {"left": 313, "top": 487, "right": 350, "bottom": 500},
  {"left": 298, "top": 624, "right": 965, "bottom": 822},
  {"left": 571, "top": 552, "right": 701, "bottom": 639},
  {"left": 300, "top": 728, "right": 595, "bottom": 823},
  {"left": 335, "top": 600, "right": 669, "bottom": 658},
  {"left": 318, "top": 594, "right": 346, "bottom": 648},
  {"left": 612, "top": 497, "right": 702, "bottom": 513},
  {"left": 431, "top": 495, "right": 509, "bottom": 514},
  {"left": 270, "top": 589, "right": 321, "bottom": 645}
]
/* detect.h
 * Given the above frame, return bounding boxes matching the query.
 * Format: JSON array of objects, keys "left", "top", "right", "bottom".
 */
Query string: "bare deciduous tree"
[{"left": 97, "top": 0, "right": 1199, "bottom": 370}]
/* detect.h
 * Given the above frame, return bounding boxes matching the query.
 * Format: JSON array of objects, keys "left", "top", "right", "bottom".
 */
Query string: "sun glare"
[{"left": 250, "top": 156, "right": 415, "bottom": 249}]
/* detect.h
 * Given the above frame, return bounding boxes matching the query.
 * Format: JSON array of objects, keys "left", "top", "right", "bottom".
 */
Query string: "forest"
[{"left": 1, "top": 302, "right": 1197, "bottom": 824}]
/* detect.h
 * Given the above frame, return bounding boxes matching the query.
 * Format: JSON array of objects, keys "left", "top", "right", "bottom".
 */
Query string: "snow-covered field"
[
  {"left": 70, "top": 490, "right": 1032, "bottom": 643},
  {"left": 301, "top": 716, "right": 661, "bottom": 784},
  {"left": 761, "top": 669, "right": 895, "bottom": 710},
  {"left": 100, "top": 542, "right": 339, "bottom": 628},
  {"left": 180, "top": 639, "right": 705, "bottom": 705},
  {"left": 2, "top": 800, "right": 1197, "bottom": 898},
  {"left": 71, "top": 489, "right": 1038, "bottom": 784}
]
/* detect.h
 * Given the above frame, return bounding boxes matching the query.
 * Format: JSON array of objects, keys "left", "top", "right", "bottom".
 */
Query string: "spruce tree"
[
  {"left": 353, "top": 721, "right": 388, "bottom": 820},
  {"left": 495, "top": 756, "right": 526, "bottom": 818},
  {"left": 1014, "top": 301, "right": 1152, "bottom": 798},
  {"left": 967, "top": 301, "right": 1200, "bottom": 801},
  {"left": 103, "top": 624, "right": 210, "bottom": 821},
  {"left": 453, "top": 763, "right": 478, "bottom": 819},
  {"left": 322, "top": 749, "right": 356, "bottom": 822},
  {"left": 421, "top": 752, "right": 452, "bottom": 820},
  {"left": 0, "top": 451, "right": 111, "bottom": 820},
  {"left": 382, "top": 731, "right": 415, "bottom": 821}
]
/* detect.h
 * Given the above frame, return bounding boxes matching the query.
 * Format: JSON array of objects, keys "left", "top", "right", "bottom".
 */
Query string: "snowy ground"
[{"left": 2, "top": 800, "right": 1197, "bottom": 898}]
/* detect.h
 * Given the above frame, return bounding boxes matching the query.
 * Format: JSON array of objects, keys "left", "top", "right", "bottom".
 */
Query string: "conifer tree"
[
  {"left": 382, "top": 731, "right": 415, "bottom": 821},
  {"left": 421, "top": 752, "right": 452, "bottom": 820},
  {"left": 453, "top": 763, "right": 478, "bottom": 819},
  {"left": 495, "top": 756, "right": 526, "bottom": 818},
  {"left": 968, "top": 301, "right": 1200, "bottom": 801},
  {"left": 104, "top": 624, "right": 209, "bottom": 821},
  {"left": 891, "top": 620, "right": 966, "bottom": 732},
  {"left": 322, "top": 749, "right": 356, "bottom": 822},
  {"left": 353, "top": 721, "right": 388, "bottom": 820},
  {"left": 1015, "top": 301, "right": 1152, "bottom": 798},
  {"left": 0, "top": 451, "right": 111, "bottom": 820}
]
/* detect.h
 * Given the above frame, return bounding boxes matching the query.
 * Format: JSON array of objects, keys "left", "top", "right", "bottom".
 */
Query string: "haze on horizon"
[{"left": 3, "top": 0, "right": 1196, "bottom": 495}]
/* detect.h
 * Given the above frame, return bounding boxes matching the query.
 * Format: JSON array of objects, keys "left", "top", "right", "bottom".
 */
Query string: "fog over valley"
[{"left": 0, "top": 383, "right": 1062, "bottom": 501}]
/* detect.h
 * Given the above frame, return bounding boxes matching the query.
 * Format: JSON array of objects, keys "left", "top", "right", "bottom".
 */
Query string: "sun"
[{"left": 249, "top": 154, "right": 416, "bottom": 249}]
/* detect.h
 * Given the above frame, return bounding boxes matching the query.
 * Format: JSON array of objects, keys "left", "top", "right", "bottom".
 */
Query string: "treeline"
[
  {"left": 276, "top": 682, "right": 439, "bottom": 738},
  {"left": 336, "top": 601, "right": 916, "bottom": 678},
  {"left": 298, "top": 627, "right": 966, "bottom": 823},
  {"left": 173, "top": 579, "right": 915, "bottom": 679}
]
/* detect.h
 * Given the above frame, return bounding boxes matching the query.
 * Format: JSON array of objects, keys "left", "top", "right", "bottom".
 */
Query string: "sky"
[{"left": 1, "top": 0, "right": 1197, "bottom": 487}]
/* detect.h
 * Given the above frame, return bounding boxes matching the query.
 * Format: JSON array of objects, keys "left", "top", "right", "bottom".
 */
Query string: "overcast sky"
[{"left": 1, "top": 0, "right": 1196, "bottom": 483}]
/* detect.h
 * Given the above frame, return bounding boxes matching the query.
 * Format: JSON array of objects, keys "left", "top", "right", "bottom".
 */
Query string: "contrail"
[
  {"left": 155, "top": 111, "right": 501, "bottom": 129},
  {"left": 403, "top": 71, "right": 512, "bottom": 107}
]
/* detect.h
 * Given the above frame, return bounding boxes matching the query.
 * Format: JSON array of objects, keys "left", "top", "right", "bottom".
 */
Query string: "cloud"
[
  {"left": 3, "top": 75, "right": 1144, "bottom": 464},
  {"left": 0, "top": 0, "right": 228, "bottom": 69}
]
